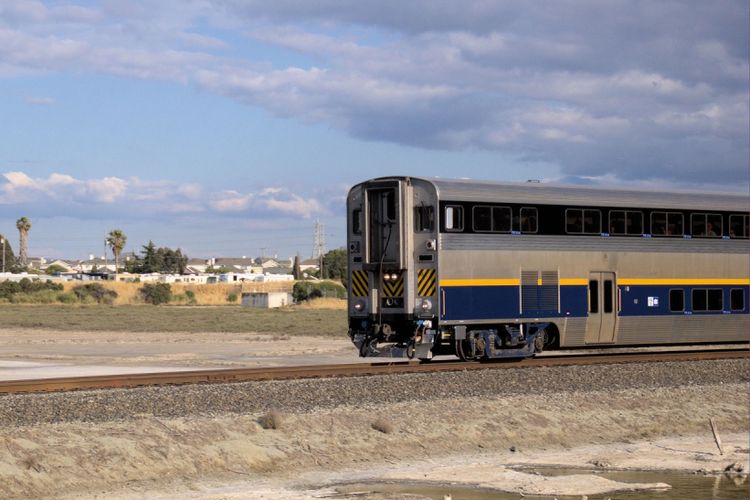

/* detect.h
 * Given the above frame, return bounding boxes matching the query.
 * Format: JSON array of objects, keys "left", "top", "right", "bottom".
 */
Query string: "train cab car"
[{"left": 346, "top": 177, "right": 749, "bottom": 360}]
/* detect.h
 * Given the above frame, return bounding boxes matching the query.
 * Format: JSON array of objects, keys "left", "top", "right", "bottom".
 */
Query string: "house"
[
  {"left": 300, "top": 257, "right": 321, "bottom": 273},
  {"left": 76, "top": 256, "right": 116, "bottom": 274},
  {"left": 41, "top": 259, "right": 77, "bottom": 273}
]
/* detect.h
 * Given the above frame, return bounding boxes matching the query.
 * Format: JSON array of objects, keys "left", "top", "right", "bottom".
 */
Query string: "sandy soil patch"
[
  {"left": 0, "top": 328, "right": 355, "bottom": 372},
  {"left": 1, "top": 382, "right": 746, "bottom": 499}
]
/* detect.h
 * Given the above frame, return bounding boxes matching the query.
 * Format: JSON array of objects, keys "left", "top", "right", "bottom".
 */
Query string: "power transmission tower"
[{"left": 312, "top": 220, "right": 326, "bottom": 258}]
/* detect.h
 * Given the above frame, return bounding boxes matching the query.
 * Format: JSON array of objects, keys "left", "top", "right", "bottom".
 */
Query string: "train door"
[{"left": 585, "top": 271, "right": 617, "bottom": 343}]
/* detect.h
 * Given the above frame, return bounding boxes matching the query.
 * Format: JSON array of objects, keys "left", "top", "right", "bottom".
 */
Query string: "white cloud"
[
  {"left": 0, "top": 1, "right": 746, "bottom": 185},
  {"left": 210, "top": 190, "right": 254, "bottom": 212},
  {"left": 1, "top": 171, "right": 328, "bottom": 220},
  {"left": 24, "top": 95, "right": 54, "bottom": 105}
]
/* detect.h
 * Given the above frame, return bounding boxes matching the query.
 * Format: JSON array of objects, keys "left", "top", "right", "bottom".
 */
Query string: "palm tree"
[
  {"left": 16, "top": 217, "right": 31, "bottom": 268},
  {"left": 106, "top": 229, "right": 127, "bottom": 273}
]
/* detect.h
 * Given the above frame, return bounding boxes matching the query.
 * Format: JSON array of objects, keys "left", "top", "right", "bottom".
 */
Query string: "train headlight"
[
  {"left": 353, "top": 299, "right": 366, "bottom": 312},
  {"left": 420, "top": 298, "right": 433, "bottom": 312}
]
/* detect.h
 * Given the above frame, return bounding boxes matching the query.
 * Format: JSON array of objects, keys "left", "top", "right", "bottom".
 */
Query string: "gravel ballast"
[{"left": 1, "top": 358, "right": 747, "bottom": 426}]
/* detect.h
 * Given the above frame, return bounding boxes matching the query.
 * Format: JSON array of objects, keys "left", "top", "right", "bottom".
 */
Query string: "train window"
[
  {"left": 609, "top": 210, "right": 643, "bottom": 235},
  {"left": 445, "top": 205, "right": 464, "bottom": 232},
  {"left": 730, "top": 289, "right": 745, "bottom": 311},
  {"left": 707, "top": 289, "right": 723, "bottom": 310},
  {"left": 588, "top": 279, "right": 599, "bottom": 313},
  {"left": 566, "top": 209, "right": 601, "bottom": 234},
  {"left": 415, "top": 205, "right": 434, "bottom": 232},
  {"left": 651, "top": 211, "right": 683, "bottom": 236},
  {"left": 473, "top": 206, "right": 492, "bottom": 232},
  {"left": 603, "top": 280, "right": 614, "bottom": 313},
  {"left": 692, "top": 288, "right": 723, "bottom": 311},
  {"left": 520, "top": 207, "right": 538, "bottom": 233},
  {"left": 352, "top": 209, "right": 362, "bottom": 234},
  {"left": 691, "top": 213, "right": 722, "bottom": 237},
  {"left": 669, "top": 289, "right": 684, "bottom": 312},
  {"left": 472, "top": 206, "right": 511, "bottom": 233},
  {"left": 729, "top": 214, "right": 749, "bottom": 238},
  {"left": 385, "top": 191, "right": 397, "bottom": 221},
  {"left": 692, "top": 289, "right": 707, "bottom": 311}
]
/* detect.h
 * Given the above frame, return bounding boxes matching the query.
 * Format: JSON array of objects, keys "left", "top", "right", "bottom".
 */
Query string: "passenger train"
[{"left": 346, "top": 177, "right": 749, "bottom": 360}]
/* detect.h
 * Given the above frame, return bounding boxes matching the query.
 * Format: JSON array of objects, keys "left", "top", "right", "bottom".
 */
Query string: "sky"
[{"left": 0, "top": 0, "right": 748, "bottom": 261}]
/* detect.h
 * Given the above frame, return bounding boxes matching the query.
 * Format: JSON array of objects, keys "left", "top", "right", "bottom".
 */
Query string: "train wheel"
[
  {"left": 533, "top": 329, "right": 546, "bottom": 353},
  {"left": 455, "top": 339, "right": 476, "bottom": 362}
]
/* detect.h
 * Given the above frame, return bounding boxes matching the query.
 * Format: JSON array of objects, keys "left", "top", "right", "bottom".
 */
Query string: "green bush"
[
  {"left": 0, "top": 279, "right": 64, "bottom": 301},
  {"left": 57, "top": 292, "right": 77, "bottom": 304},
  {"left": 226, "top": 292, "right": 238, "bottom": 303},
  {"left": 139, "top": 283, "right": 172, "bottom": 305},
  {"left": 72, "top": 283, "right": 118, "bottom": 305},
  {"left": 184, "top": 290, "right": 196, "bottom": 304},
  {"left": 293, "top": 281, "right": 346, "bottom": 302},
  {"left": 9, "top": 290, "right": 60, "bottom": 304}
]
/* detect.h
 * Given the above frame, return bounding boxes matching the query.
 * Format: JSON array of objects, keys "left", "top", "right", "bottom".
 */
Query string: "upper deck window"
[
  {"left": 472, "top": 206, "right": 511, "bottom": 233},
  {"left": 445, "top": 205, "right": 464, "bottom": 232},
  {"left": 415, "top": 205, "right": 434, "bottom": 232},
  {"left": 609, "top": 210, "right": 643, "bottom": 235},
  {"left": 651, "top": 211, "right": 684, "bottom": 236},
  {"left": 566, "top": 208, "right": 601, "bottom": 234},
  {"left": 729, "top": 214, "right": 748, "bottom": 238},
  {"left": 520, "top": 207, "right": 538, "bottom": 233},
  {"left": 691, "top": 213, "right": 722, "bottom": 238}
]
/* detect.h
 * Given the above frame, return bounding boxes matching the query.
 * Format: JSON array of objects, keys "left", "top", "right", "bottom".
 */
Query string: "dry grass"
[
  {"left": 0, "top": 304, "right": 347, "bottom": 336},
  {"left": 258, "top": 410, "right": 284, "bottom": 430},
  {"left": 61, "top": 281, "right": 293, "bottom": 306}
]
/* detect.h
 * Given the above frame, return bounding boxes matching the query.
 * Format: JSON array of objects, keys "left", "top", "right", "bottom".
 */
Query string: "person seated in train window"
[
  {"left": 652, "top": 223, "right": 665, "bottom": 235},
  {"left": 706, "top": 222, "right": 717, "bottom": 237}
]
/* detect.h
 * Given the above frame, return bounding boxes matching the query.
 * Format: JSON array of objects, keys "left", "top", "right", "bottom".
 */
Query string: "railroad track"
[{"left": 1, "top": 348, "right": 747, "bottom": 395}]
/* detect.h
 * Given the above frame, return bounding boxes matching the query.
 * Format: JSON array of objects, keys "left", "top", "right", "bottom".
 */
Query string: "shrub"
[
  {"left": 0, "top": 279, "right": 63, "bottom": 301},
  {"left": 57, "top": 292, "right": 77, "bottom": 304},
  {"left": 9, "top": 290, "right": 60, "bottom": 304},
  {"left": 184, "top": 290, "right": 196, "bottom": 304},
  {"left": 258, "top": 410, "right": 284, "bottom": 430},
  {"left": 371, "top": 418, "right": 395, "bottom": 434},
  {"left": 139, "top": 283, "right": 172, "bottom": 305},
  {"left": 226, "top": 292, "right": 238, "bottom": 303},
  {"left": 293, "top": 281, "right": 346, "bottom": 302},
  {"left": 72, "top": 283, "right": 118, "bottom": 305}
]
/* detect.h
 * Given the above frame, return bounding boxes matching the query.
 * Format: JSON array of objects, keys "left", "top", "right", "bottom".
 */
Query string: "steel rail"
[{"left": 0, "top": 348, "right": 747, "bottom": 395}]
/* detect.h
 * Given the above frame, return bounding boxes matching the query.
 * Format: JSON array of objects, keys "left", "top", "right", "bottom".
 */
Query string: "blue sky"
[{"left": 0, "top": 1, "right": 747, "bottom": 260}]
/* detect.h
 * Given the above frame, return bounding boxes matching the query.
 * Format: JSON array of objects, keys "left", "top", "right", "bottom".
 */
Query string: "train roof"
[{"left": 372, "top": 177, "right": 749, "bottom": 212}]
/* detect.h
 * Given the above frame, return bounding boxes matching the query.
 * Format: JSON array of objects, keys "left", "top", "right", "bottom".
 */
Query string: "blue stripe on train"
[
  {"left": 441, "top": 285, "right": 749, "bottom": 321},
  {"left": 441, "top": 285, "right": 588, "bottom": 321},
  {"left": 619, "top": 285, "right": 749, "bottom": 316}
]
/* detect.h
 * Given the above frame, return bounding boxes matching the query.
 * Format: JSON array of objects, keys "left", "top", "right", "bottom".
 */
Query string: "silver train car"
[{"left": 346, "top": 176, "right": 749, "bottom": 360}]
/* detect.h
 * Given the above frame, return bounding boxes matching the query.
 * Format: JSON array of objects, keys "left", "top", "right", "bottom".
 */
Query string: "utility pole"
[
  {"left": 103, "top": 236, "right": 107, "bottom": 278},
  {"left": 313, "top": 220, "right": 326, "bottom": 279},
  {"left": 1, "top": 238, "right": 4, "bottom": 273}
]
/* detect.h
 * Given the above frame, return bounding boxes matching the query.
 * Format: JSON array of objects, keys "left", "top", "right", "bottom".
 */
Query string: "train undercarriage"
[{"left": 349, "top": 319, "right": 553, "bottom": 361}]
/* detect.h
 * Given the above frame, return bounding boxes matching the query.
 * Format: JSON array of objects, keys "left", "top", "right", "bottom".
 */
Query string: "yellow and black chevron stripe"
[
  {"left": 383, "top": 272, "right": 404, "bottom": 297},
  {"left": 350, "top": 270, "right": 369, "bottom": 297},
  {"left": 417, "top": 268, "right": 437, "bottom": 297}
]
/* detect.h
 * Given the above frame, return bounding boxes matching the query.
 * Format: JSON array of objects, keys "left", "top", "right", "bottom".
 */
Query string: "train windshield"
[{"left": 367, "top": 188, "right": 399, "bottom": 264}]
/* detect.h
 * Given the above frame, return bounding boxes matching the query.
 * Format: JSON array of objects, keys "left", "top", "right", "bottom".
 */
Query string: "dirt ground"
[
  {"left": 0, "top": 328, "right": 357, "bottom": 380},
  {"left": 1, "top": 382, "right": 747, "bottom": 499}
]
